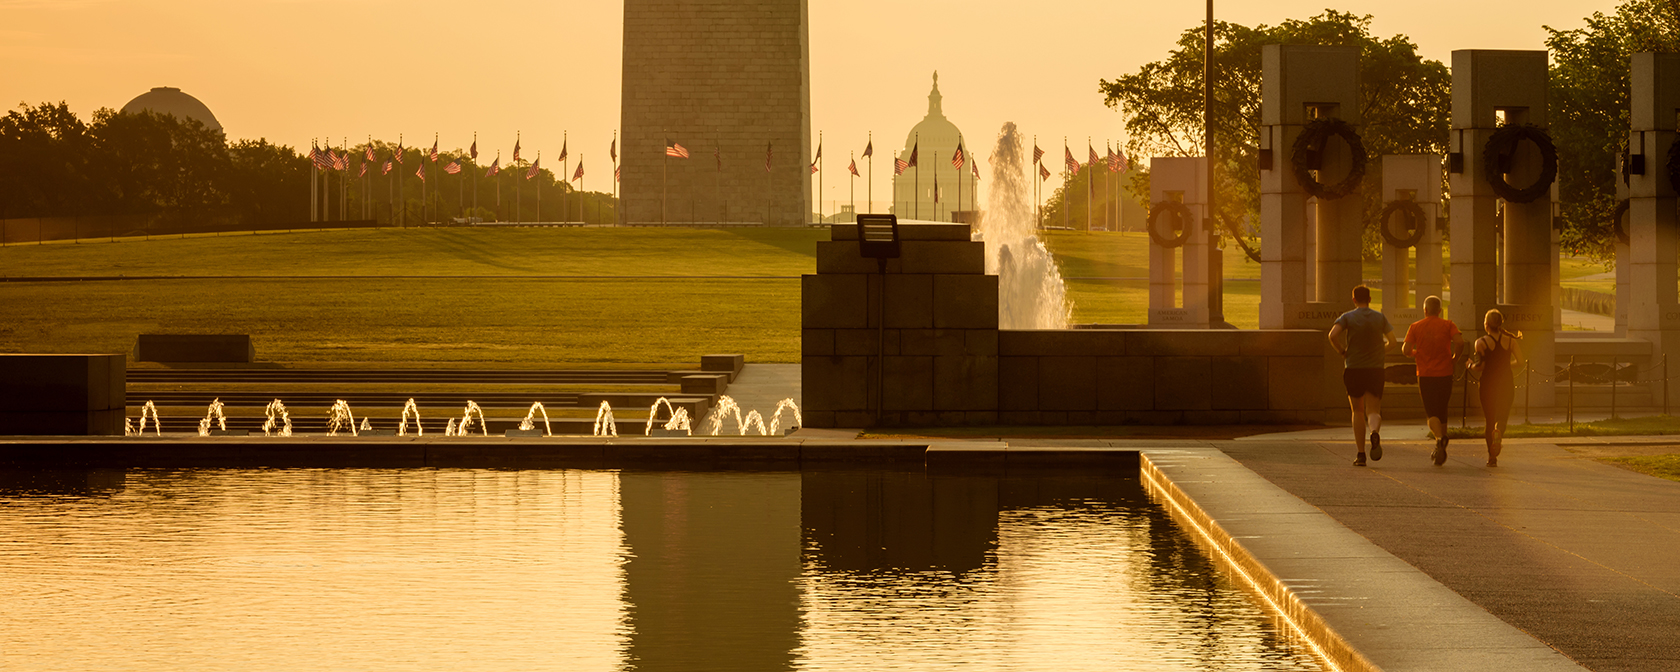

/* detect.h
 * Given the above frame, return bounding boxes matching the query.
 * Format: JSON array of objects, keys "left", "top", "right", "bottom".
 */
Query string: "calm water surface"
[{"left": 0, "top": 468, "right": 1323, "bottom": 671}]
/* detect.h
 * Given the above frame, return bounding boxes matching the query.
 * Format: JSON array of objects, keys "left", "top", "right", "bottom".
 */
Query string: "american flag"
[
  {"left": 614, "top": 164, "right": 621, "bottom": 182},
  {"left": 1107, "top": 146, "right": 1120, "bottom": 172},
  {"left": 813, "top": 141, "right": 822, "bottom": 162},
  {"left": 1040, "top": 163, "right": 1051, "bottom": 181},
  {"left": 487, "top": 157, "right": 500, "bottom": 177},
  {"left": 1089, "top": 145, "right": 1100, "bottom": 167},
  {"left": 1033, "top": 144, "right": 1044, "bottom": 165},
  {"left": 951, "top": 143, "right": 965, "bottom": 169},
  {"left": 416, "top": 162, "right": 426, "bottom": 181},
  {"left": 445, "top": 161, "right": 462, "bottom": 175},
  {"left": 666, "top": 141, "right": 689, "bottom": 159},
  {"left": 1115, "top": 148, "right": 1129, "bottom": 173},
  {"left": 470, "top": 138, "right": 478, "bottom": 160},
  {"left": 394, "top": 142, "right": 404, "bottom": 164},
  {"left": 572, "top": 161, "right": 584, "bottom": 182},
  {"left": 765, "top": 142, "right": 773, "bottom": 172},
  {"left": 310, "top": 144, "right": 330, "bottom": 170},
  {"left": 933, "top": 173, "right": 940, "bottom": 203},
  {"left": 862, "top": 140, "right": 872, "bottom": 158},
  {"left": 430, "top": 140, "right": 439, "bottom": 162},
  {"left": 848, "top": 159, "right": 859, "bottom": 177},
  {"left": 894, "top": 157, "right": 908, "bottom": 175},
  {"left": 610, "top": 138, "right": 617, "bottom": 162},
  {"left": 972, "top": 159, "right": 980, "bottom": 180},
  {"left": 364, "top": 145, "right": 375, "bottom": 162},
  {"left": 906, "top": 143, "right": 918, "bottom": 168},
  {"left": 810, "top": 161, "right": 818, "bottom": 174},
  {"left": 331, "top": 151, "right": 347, "bottom": 171},
  {"left": 382, "top": 160, "right": 393, "bottom": 175},
  {"left": 558, "top": 140, "right": 568, "bottom": 162},
  {"left": 526, "top": 157, "right": 541, "bottom": 180},
  {"left": 513, "top": 140, "right": 521, "bottom": 163},
  {"left": 1064, "top": 147, "right": 1079, "bottom": 173},
  {"left": 359, "top": 162, "right": 368, "bottom": 177}
]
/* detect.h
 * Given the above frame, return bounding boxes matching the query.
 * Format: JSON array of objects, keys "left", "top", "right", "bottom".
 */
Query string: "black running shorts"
[{"left": 1343, "top": 367, "right": 1385, "bottom": 399}]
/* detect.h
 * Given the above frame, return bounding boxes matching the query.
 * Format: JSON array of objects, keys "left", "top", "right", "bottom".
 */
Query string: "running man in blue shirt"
[{"left": 1328, "top": 285, "right": 1398, "bottom": 466}]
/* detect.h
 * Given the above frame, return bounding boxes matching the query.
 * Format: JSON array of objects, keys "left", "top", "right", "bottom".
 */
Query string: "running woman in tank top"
[{"left": 1472, "top": 309, "right": 1523, "bottom": 467}]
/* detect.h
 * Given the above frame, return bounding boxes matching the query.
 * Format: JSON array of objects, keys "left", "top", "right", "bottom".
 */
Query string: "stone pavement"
[{"left": 1216, "top": 436, "right": 1680, "bottom": 672}]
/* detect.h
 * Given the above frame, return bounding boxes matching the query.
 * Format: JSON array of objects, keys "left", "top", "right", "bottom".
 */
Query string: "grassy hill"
[{"left": 0, "top": 226, "right": 1612, "bottom": 364}]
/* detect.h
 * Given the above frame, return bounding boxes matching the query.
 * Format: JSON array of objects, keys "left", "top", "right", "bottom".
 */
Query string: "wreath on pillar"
[
  {"left": 1666, "top": 137, "right": 1680, "bottom": 194},
  {"left": 1146, "top": 200, "right": 1194, "bottom": 248},
  {"left": 1610, "top": 198, "right": 1630, "bottom": 245},
  {"left": 1289, "top": 118, "right": 1367, "bottom": 201},
  {"left": 1481, "top": 124, "right": 1558, "bottom": 203},
  {"left": 1378, "top": 199, "right": 1428, "bottom": 248}
]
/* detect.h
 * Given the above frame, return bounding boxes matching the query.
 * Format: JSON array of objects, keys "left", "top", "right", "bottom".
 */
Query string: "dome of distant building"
[
  {"left": 892, "top": 72, "right": 974, "bottom": 222},
  {"left": 120, "top": 87, "right": 222, "bottom": 133}
]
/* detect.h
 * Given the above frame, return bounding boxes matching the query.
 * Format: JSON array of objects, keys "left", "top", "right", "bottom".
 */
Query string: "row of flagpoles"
[{"left": 303, "top": 131, "right": 1134, "bottom": 228}]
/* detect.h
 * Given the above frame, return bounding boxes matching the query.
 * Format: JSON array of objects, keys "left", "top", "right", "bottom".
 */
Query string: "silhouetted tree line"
[
  {"left": 0, "top": 102, "right": 620, "bottom": 230},
  {"left": 0, "top": 102, "right": 310, "bottom": 224}
]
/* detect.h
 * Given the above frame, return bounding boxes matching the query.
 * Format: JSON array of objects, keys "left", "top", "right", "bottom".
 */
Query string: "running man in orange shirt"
[{"left": 1402, "top": 296, "right": 1462, "bottom": 465}]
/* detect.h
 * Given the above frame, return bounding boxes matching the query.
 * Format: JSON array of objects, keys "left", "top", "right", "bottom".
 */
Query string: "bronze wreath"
[
  {"left": 1378, "top": 199, "right": 1428, "bottom": 248},
  {"left": 1146, "top": 200, "right": 1195, "bottom": 248},
  {"left": 1610, "top": 198, "right": 1630, "bottom": 245},
  {"left": 1481, "top": 124, "right": 1558, "bottom": 203},
  {"left": 1290, "top": 117, "right": 1367, "bottom": 201}
]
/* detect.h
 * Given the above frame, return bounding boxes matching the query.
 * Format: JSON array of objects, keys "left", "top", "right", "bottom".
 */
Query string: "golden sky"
[{"left": 1, "top": 0, "right": 1618, "bottom": 209}]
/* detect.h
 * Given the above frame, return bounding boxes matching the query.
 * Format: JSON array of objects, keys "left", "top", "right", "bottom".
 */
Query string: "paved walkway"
[{"left": 1216, "top": 436, "right": 1680, "bottom": 672}]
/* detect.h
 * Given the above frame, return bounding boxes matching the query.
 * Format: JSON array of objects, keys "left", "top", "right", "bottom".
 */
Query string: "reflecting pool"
[{"left": 0, "top": 467, "right": 1324, "bottom": 671}]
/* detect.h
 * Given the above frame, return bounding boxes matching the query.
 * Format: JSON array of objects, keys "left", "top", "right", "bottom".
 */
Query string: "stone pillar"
[
  {"left": 1626, "top": 53, "right": 1680, "bottom": 406},
  {"left": 1379, "top": 155, "right": 1443, "bottom": 325},
  {"left": 1259, "top": 44, "right": 1363, "bottom": 330},
  {"left": 1448, "top": 50, "right": 1555, "bottom": 406},
  {"left": 1615, "top": 179, "right": 1631, "bottom": 336},
  {"left": 1147, "top": 157, "right": 1210, "bottom": 328}
]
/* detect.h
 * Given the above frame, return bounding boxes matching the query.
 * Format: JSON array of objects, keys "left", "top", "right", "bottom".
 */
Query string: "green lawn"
[
  {"left": 0, "top": 226, "right": 1623, "bottom": 364},
  {"left": 1604, "top": 454, "right": 1680, "bottom": 483},
  {"left": 1446, "top": 415, "right": 1680, "bottom": 439}
]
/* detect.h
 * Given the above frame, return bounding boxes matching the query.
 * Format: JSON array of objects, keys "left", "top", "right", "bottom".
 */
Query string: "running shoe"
[
  {"left": 1433, "top": 437, "right": 1447, "bottom": 466},
  {"left": 1370, "top": 432, "right": 1382, "bottom": 461},
  {"left": 1353, "top": 453, "right": 1367, "bottom": 467}
]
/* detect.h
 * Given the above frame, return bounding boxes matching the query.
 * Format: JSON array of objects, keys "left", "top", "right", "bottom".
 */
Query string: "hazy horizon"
[{"left": 2, "top": 0, "right": 1617, "bottom": 208}]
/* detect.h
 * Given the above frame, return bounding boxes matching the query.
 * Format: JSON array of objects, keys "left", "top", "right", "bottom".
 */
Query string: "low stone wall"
[
  {"left": 0, "top": 354, "right": 126, "bottom": 435},
  {"left": 801, "top": 221, "right": 1333, "bottom": 428}
]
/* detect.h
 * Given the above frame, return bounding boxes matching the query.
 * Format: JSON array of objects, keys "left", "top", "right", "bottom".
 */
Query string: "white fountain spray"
[
  {"left": 360, "top": 417, "right": 372, "bottom": 432},
  {"left": 977, "top": 122, "right": 1072, "bottom": 329},
  {"left": 663, "top": 407, "right": 692, "bottom": 435},
  {"left": 399, "top": 398, "right": 422, "bottom": 436},
  {"left": 769, "top": 398, "right": 803, "bottom": 436},
  {"left": 124, "top": 418, "right": 136, "bottom": 436},
  {"left": 519, "top": 401, "right": 553, "bottom": 436},
  {"left": 456, "top": 401, "right": 487, "bottom": 436},
  {"left": 706, "top": 395, "right": 744, "bottom": 436},
  {"left": 645, "top": 397, "right": 680, "bottom": 436},
  {"left": 327, "top": 399, "right": 358, "bottom": 436},
  {"left": 197, "top": 398, "right": 227, "bottom": 437},
  {"left": 262, "top": 399, "right": 292, "bottom": 437},
  {"left": 135, "top": 400, "right": 162, "bottom": 436},
  {"left": 593, "top": 401, "right": 618, "bottom": 437},
  {"left": 445, "top": 418, "right": 459, "bottom": 436},
  {"left": 741, "top": 410, "right": 768, "bottom": 436}
]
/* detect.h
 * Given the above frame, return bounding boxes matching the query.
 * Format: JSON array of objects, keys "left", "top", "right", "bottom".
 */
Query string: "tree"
[
  {"left": 1547, "top": 0, "right": 1680, "bottom": 261},
  {"left": 1098, "top": 10, "right": 1450, "bottom": 259}
]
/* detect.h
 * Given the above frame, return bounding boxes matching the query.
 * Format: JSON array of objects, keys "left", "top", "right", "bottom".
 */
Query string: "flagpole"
[
  {"left": 310, "top": 139, "right": 317, "bottom": 223},
  {"left": 850, "top": 150, "right": 855, "bottom": 218},
  {"left": 662, "top": 133, "right": 668, "bottom": 227},
  {"left": 914, "top": 132, "right": 920, "bottom": 220},
  {"left": 957, "top": 135, "right": 963, "bottom": 223},
  {"left": 1206, "top": 0, "right": 1226, "bottom": 326},
  {"left": 536, "top": 151, "right": 543, "bottom": 223},
  {"left": 817, "top": 130, "right": 823, "bottom": 224},
  {"left": 867, "top": 131, "right": 873, "bottom": 214},
  {"left": 562, "top": 131, "right": 569, "bottom": 224},
  {"left": 1063, "top": 138, "right": 1068, "bottom": 232},
  {"left": 1034, "top": 134, "right": 1039, "bottom": 230},
  {"left": 472, "top": 132, "right": 479, "bottom": 219},
  {"left": 716, "top": 143, "right": 722, "bottom": 225}
]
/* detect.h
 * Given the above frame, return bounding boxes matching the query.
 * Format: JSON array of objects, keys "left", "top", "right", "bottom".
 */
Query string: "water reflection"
[{"left": 0, "top": 467, "right": 1323, "bottom": 671}]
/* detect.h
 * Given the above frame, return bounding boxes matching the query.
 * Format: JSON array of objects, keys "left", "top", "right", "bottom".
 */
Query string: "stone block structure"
[
  {"left": 1258, "top": 45, "right": 1365, "bottom": 331},
  {"left": 1379, "top": 155, "right": 1444, "bottom": 325},
  {"left": 1625, "top": 52, "right": 1680, "bottom": 408},
  {"left": 802, "top": 222, "right": 1329, "bottom": 427},
  {"left": 1147, "top": 157, "right": 1212, "bottom": 328},
  {"left": 0, "top": 354, "right": 126, "bottom": 435},
  {"left": 135, "top": 334, "right": 254, "bottom": 363},
  {"left": 620, "top": 0, "right": 810, "bottom": 226},
  {"left": 1448, "top": 50, "right": 1555, "bottom": 405}
]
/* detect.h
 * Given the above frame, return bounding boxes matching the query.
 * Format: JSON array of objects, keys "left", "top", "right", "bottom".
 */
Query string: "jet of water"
[
  {"left": 519, "top": 401, "right": 553, "bottom": 436},
  {"left": 124, "top": 418, "right": 136, "bottom": 436},
  {"left": 741, "top": 410, "right": 768, "bottom": 436},
  {"left": 327, "top": 399, "right": 358, "bottom": 436},
  {"left": 593, "top": 401, "right": 618, "bottom": 437},
  {"left": 197, "top": 398, "right": 228, "bottom": 437},
  {"left": 135, "top": 400, "right": 162, "bottom": 436},
  {"left": 360, "top": 417, "right": 371, "bottom": 432},
  {"left": 457, "top": 401, "right": 487, "bottom": 436},
  {"left": 706, "top": 395, "right": 744, "bottom": 436},
  {"left": 445, "top": 418, "right": 459, "bottom": 436},
  {"left": 262, "top": 399, "right": 292, "bottom": 437},
  {"left": 976, "top": 121, "right": 1072, "bottom": 329},
  {"left": 399, "top": 398, "right": 422, "bottom": 437},
  {"left": 769, "top": 398, "right": 802, "bottom": 436},
  {"left": 663, "top": 407, "right": 692, "bottom": 435},
  {"left": 645, "top": 397, "right": 680, "bottom": 436}
]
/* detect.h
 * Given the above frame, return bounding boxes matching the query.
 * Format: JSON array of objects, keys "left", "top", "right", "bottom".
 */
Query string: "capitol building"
[
  {"left": 119, "top": 87, "right": 223, "bottom": 134},
  {"left": 892, "top": 72, "right": 976, "bottom": 223}
]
